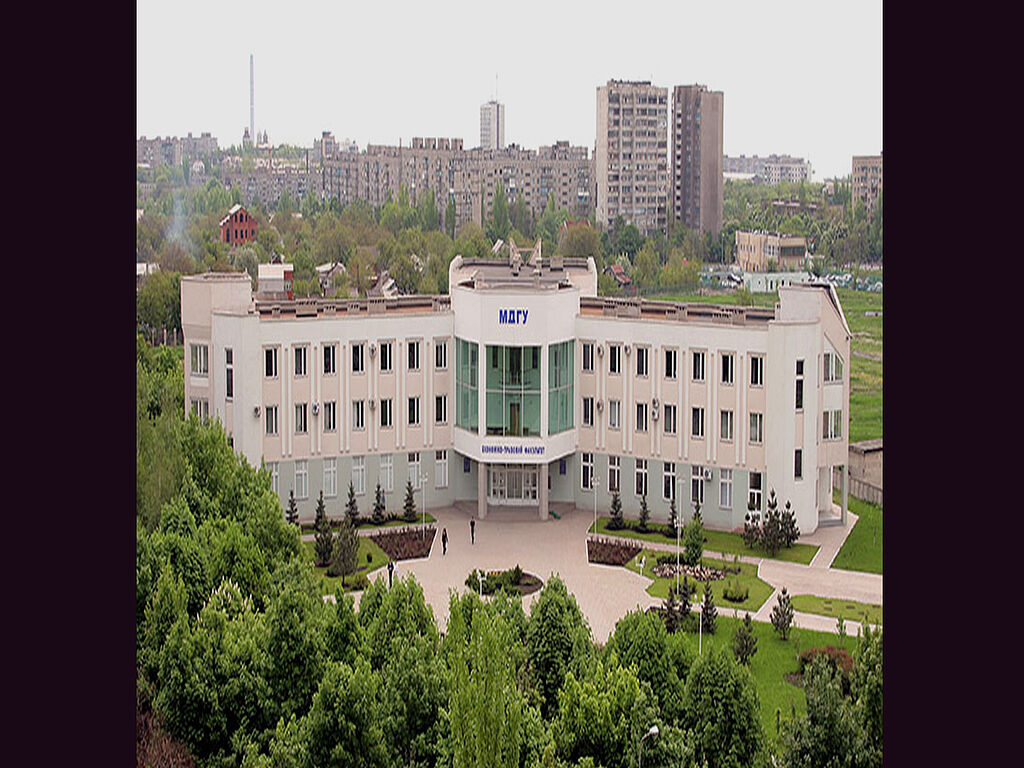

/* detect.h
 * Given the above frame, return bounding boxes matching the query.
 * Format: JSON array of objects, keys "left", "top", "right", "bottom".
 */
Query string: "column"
[
  {"left": 477, "top": 462, "right": 487, "bottom": 519},
  {"left": 842, "top": 463, "right": 849, "bottom": 526},
  {"left": 539, "top": 462, "right": 549, "bottom": 521}
]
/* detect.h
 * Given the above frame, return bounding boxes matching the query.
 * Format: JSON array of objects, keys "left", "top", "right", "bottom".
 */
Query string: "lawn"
[
  {"left": 590, "top": 516, "right": 819, "bottom": 565},
  {"left": 300, "top": 513, "right": 436, "bottom": 534},
  {"left": 300, "top": 537, "right": 388, "bottom": 592},
  {"left": 790, "top": 594, "right": 882, "bottom": 626},
  {"left": 830, "top": 491, "right": 882, "bottom": 574},
  {"left": 835, "top": 288, "right": 882, "bottom": 443},
  {"left": 623, "top": 548, "right": 775, "bottom": 614}
]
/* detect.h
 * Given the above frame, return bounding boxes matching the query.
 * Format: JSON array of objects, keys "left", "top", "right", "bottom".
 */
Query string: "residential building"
[
  {"left": 742, "top": 270, "right": 813, "bottom": 293},
  {"left": 852, "top": 154, "right": 882, "bottom": 216},
  {"left": 480, "top": 100, "right": 505, "bottom": 150},
  {"left": 595, "top": 80, "right": 669, "bottom": 234},
  {"left": 183, "top": 253, "right": 851, "bottom": 533},
  {"left": 219, "top": 204, "right": 259, "bottom": 246},
  {"left": 724, "top": 154, "right": 811, "bottom": 184},
  {"left": 672, "top": 84, "right": 724, "bottom": 235},
  {"left": 137, "top": 132, "right": 219, "bottom": 167},
  {"left": 735, "top": 230, "right": 808, "bottom": 272}
]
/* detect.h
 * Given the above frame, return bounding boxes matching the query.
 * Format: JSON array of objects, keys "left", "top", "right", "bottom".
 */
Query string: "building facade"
[
  {"left": 219, "top": 204, "right": 259, "bottom": 246},
  {"left": 852, "top": 154, "right": 882, "bottom": 216},
  {"left": 480, "top": 101, "right": 505, "bottom": 150},
  {"left": 724, "top": 154, "right": 811, "bottom": 185},
  {"left": 672, "top": 84, "right": 724, "bottom": 235},
  {"left": 735, "top": 230, "right": 808, "bottom": 272},
  {"left": 183, "top": 255, "right": 851, "bottom": 535},
  {"left": 595, "top": 80, "right": 669, "bottom": 234}
]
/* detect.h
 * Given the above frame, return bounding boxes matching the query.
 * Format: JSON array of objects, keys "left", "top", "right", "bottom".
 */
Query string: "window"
[
  {"left": 265, "top": 405, "right": 278, "bottom": 435},
  {"left": 750, "top": 356, "right": 764, "bottom": 387},
  {"left": 832, "top": 410, "right": 842, "bottom": 439},
  {"left": 435, "top": 395, "right": 448, "bottom": 424},
  {"left": 795, "top": 359, "right": 804, "bottom": 410},
  {"left": 294, "top": 403, "right": 307, "bottom": 434},
  {"left": 609, "top": 344, "right": 621, "bottom": 374},
  {"left": 295, "top": 460, "right": 308, "bottom": 499},
  {"left": 190, "top": 398, "right": 209, "bottom": 422},
  {"left": 408, "top": 340, "right": 420, "bottom": 371},
  {"left": 323, "top": 401, "right": 336, "bottom": 432},
  {"left": 691, "top": 465, "right": 705, "bottom": 506},
  {"left": 721, "top": 353, "right": 734, "bottom": 385},
  {"left": 748, "top": 471, "right": 762, "bottom": 511},
  {"left": 692, "top": 350, "right": 705, "bottom": 381},
  {"left": 636, "top": 402, "right": 648, "bottom": 432},
  {"left": 795, "top": 449, "right": 803, "bottom": 480},
  {"left": 352, "top": 343, "right": 365, "bottom": 373},
  {"left": 435, "top": 339, "right": 448, "bottom": 370},
  {"left": 408, "top": 396, "right": 421, "bottom": 427},
  {"left": 581, "top": 452, "right": 594, "bottom": 490},
  {"left": 665, "top": 349, "right": 677, "bottom": 379},
  {"left": 548, "top": 341, "right": 573, "bottom": 435},
  {"left": 190, "top": 344, "right": 209, "bottom": 376},
  {"left": 352, "top": 456, "right": 366, "bottom": 495},
  {"left": 582, "top": 342, "right": 594, "bottom": 372},
  {"left": 380, "top": 341, "right": 393, "bottom": 372},
  {"left": 609, "top": 399, "right": 621, "bottom": 429},
  {"left": 691, "top": 407, "right": 705, "bottom": 439},
  {"left": 720, "top": 409, "right": 734, "bottom": 441},
  {"left": 608, "top": 455, "right": 620, "bottom": 492},
  {"left": 435, "top": 450, "right": 448, "bottom": 488},
  {"left": 323, "top": 344, "right": 337, "bottom": 375},
  {"left": 352, "top": 400, "right": 365, "bottom": 430},
  {"left": 636, "top": 346, "right": 649, "bottom": 377},
  {"left": 380, "top": 454, "right": 394, "bottom": 492},
  {"left": 225, "top": 348, "right": 233, "bottom": 399},
  {"left": 720, "top": 468, "right": 733, "bottom": 508},
  {"left": 824, "top": 352, "right": 844, "bottom": 383},
  {"left": 380, "top": 398, "right": 393, "bottom": 428},
  {"left": 265, "top": 347, "right": 278, "bottom": 378},
  {"left": 749, "top": 412, "right": 763, "bottom": 444},
  {"left": 294, "top": 346, "right": 307, "bottom": 377},
  {"left": 409, "top": 452, "right": 422, "bottom": 489},
  {"left": 324, "top": 457, "right": 337, "bottom": 498},
  {"left": 269, "top": 461, "right": 279, "bottom": 493},
  {"left": 583, "top": 397, "right": 594, "bottom": 427},
  {"left": 663, "top": 461, "right": 676, "bottom": 501},
  {"left": 635, "top": 458, "right": 648, "bottom": 497},
  {"left": 663, "top": 404, "right": 676, "bottom": 435},
  {"left": 456, "top": 338, "right": 479, "bottom": 431}
]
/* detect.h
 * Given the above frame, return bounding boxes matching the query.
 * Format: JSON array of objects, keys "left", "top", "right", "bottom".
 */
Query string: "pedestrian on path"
[
  {"left": 470, "top": 518, "right": 476, "bottom": 544},
  {"left": 442, "top": 528, "right": 448, "bottom": 556},
  {"left": 387, "top": 559, "right": 394, "bottom": 588}
]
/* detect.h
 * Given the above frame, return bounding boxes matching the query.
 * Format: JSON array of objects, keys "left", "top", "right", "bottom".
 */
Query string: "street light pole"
[
  {"left": 420, "top": 473, "right": 429, "bottom": 540},
  {"left": 638, "top": 724, "right": 659, "bottom": 768},
  {"left": 592, "top": 476, "right": 599, "bottom": 535},
  {"left": 676, "top": 476, "right": 682, "bottom": 595}
]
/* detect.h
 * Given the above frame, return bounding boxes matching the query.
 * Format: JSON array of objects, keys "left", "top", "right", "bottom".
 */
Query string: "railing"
[{"left": 834, "top": 467, "right": 882, "bottom": 507}]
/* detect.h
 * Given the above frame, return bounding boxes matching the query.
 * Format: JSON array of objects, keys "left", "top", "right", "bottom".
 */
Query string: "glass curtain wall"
[
  {"left": 548, "top": 340, "right": 574, "bottom": 434},
  {"left": 456, "top": 338, "right": 478, "bottom": 432},
  {"left": 485, "top": 345, "right": 541, "bottom": 436}
]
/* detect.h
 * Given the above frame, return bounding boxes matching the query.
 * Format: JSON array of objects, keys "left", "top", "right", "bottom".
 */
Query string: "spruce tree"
[
  {"left": 403, "top": 478, "right": 417, "bottom": 522},
  {"left": 683, "top": 504, "right": 705, "bottom": 567},
  {"left": 608, "top": 491, "right": 624, "bottom": 530},
  {"left": 327, "top": 513, "right": 360, "bottom": 586},
  {"left": 313, "top": 491, "right": 333, "bottom": 567},
  {"left": 701, "top": 580, "right": 717, "bottom": 635},
  {"left": 771, "top": 586, "right": 795, "bottom": 640},
  {"left": 667, "top": 494, "right": 678, "bottom": 538},
  {"left": 762, "top": 489, "right": 784, "bottom": 556},
  {"left": 637, "top": 494, "right": 650, "bottom": 532},
  {"left": 285, "top": 489, "right": 299, "bottom": 526},
  {"left": 664, "top": 587, "right": 680, "bottom": 634},
  {"left": 679, "top": 576, "right": 692, "bottom": 620},
  {"left": 781, "top": 499, "right": 800, "bottom": 548},
  {"left": 372, "top": 482, "right": 385, "bottom": 525},
  {"left": 733, "top": 612, "right": 758, "bottom": 665},
  {"left": 345, "top": 480, "right": 359, "bottom": 527}
]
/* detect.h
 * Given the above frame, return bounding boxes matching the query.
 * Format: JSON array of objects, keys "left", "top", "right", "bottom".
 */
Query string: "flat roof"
[
  {"left": 579, "top": 296, "right": 776, "bottom": 326},
  {"left": 452, "top": 257, "right": 591, "bottom": 291}
]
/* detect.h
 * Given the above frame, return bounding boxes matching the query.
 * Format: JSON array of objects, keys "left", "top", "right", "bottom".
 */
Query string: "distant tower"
[
  {"left": 480, "top": 100, "right": 505, "bottom": 150},
  {"left": 249, "top": 54, "right": 255, "bottom": 147}
]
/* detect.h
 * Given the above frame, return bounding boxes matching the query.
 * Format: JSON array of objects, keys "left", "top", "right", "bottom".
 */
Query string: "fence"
[
  {"left": 141, "top": 327, "right": 182, "bottom": 347},
  {"left": 834, "top": 467, "right": 882, "bottom": 507}
]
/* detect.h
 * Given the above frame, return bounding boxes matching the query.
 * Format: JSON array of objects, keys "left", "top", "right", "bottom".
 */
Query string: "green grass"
[
  {"left": 300, "top": 513, "right": 436, "bottom": 534},
  {"left": 300, "top": 537, "right": 389, "bottom": 592},
  {"left": 623, "top": 549, "right": 775, "bottom": 614},
  {"left": 835, "top": 288, "right": 882, "bottom": 443},
  {"left": 830, "top": 491, "right": 882, "bottom": 574},
  {"left": 590, "top": 516, "right": 819, "bottom": 565},
  {"left": 790, "top": 595, "right": 882, "bottom": 626}
]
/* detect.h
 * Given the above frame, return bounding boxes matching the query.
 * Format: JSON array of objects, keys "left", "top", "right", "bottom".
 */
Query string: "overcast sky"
[{"left": 137, "top": 1, "right": 881, "bottom": 180}]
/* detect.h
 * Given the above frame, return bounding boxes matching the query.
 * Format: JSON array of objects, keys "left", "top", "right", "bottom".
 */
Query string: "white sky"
[{"left": 137, "top": 1, "right": 881, "bottom": 180}]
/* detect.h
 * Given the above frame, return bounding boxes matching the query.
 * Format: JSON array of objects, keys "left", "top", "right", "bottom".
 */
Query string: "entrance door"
[{"left": 508, "top": 466, "right": 523, "bottom": 500}]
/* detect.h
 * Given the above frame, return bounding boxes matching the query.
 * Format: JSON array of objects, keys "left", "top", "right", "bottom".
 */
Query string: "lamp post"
[
  {"left": 420, "top": 473, "right": 429, "bottom": 539},
  {"left": 675, "top": 476, "right": 682, "bottom": 595},
  {"left": 592, "top": 475, "right": 599, "bottom": 535},
  {"left": 638, "top": 724, "right": 659, "bottom": 768}
]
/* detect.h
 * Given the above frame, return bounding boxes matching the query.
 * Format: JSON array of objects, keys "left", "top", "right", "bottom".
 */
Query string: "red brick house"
[{"left": 219, "top": 204, "right": 258, "bottom": 246}]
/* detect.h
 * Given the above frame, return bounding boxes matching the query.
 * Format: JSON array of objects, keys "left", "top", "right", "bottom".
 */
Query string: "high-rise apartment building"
[
  {"left": 852, "top": 154, "right": 882, "bottom": 216},
  {"left": 480, "top": 100, "right": 505, "bottom": 150},
  {"left": 595, "top": 80, "right": 669, "bottom": 234},
  {"left": 672, "top": 84, "right": 724, "bottom": 235}
]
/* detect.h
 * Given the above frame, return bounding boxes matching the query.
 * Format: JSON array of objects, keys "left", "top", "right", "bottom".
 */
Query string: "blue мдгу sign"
[{"left": 497, "top": 309, "right": 529, "bottom": 325}]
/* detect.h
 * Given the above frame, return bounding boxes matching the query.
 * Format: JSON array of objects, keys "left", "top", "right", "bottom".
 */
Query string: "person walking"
[
  {"left": 470, "top": 518, "right": 476, "bottom": 544},
  {"left": 441, "top": 527, "right": 448, "bottom": 556},
  {"left": 387, "top": 559, "right": 394, "bottom": 588}
]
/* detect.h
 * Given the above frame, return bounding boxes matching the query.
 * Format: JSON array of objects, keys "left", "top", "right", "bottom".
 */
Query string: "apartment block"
[
  {"left": 724, "top": 154, "right": 811, "bottom": 184},
  {"left": 672, "top": 84, "right": 724, "bottom": 235},
  {"left": 480, "top": 100, "right": 505, "bottom": 150},
  {"left": 735, "top": 230, "right": 808, "bottom": 272},
  {"left": 852, "top": 154, "right": 882, "bottom": 216}
]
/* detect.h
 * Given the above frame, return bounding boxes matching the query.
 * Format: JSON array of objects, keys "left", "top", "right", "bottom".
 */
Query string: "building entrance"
[{"left": 486, "top": 464, "right": 539, "bottom": 505}]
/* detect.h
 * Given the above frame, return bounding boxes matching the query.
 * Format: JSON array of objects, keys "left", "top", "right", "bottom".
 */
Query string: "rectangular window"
[
  {"left": 720, "top": 468, "right": 733, "bottom": 508},
  {"left": 750, "top": 356, "right": 764, "bottom": 387},
  {"left": 408, "top": 396, "right": 420, "bottom": 426},
  {"left": 408, "top": 340, "right": 420, "bottom": 371},
  {"left": 353, "top": 456, "right": 366, "bottom": 495},
  {"left": 636, "top": 402, "right": 648, "bottom": 432},
  {"left": 265, "top": 348, "right": 278, "bottom": 378},
  {"left": 435, "top": 339, "right": 448, "bottom": 370},
  {"left": 665, "top": 348, "right": 677, "bottom": 380},
  {"left": 409, "top": 452, "right": 422, "bottom": 489},
  {"left": 795, "top": 359, "right": 804, "bottom": 410},
  {"left": 636, "top": 346, "right": 649, "bottom": 377},
  {"left": 190, "top": 398, "right": 209, "bottom": 422},
  {"left": 294, "top": 346, "right": 307, "bottom": 377},
  {"left": 456, "top": 338, "right": 479, "bottom": 432},
  {"left": 824, "top": 352, "right": 844, "bottom": 383},
  {"left": 380, "top": 454, "right": 394, "bottom": 492},
  {"left": 435, "top": 450, "right": 448, "bottom": 488},
  {"left": 548, "top": 341, "right": 574, "bottom": 435},
  {"left": 323, "top": 344, "right": 337, "bottom": 375},
  {"left": 691, "top": 407, "right": 705, "bottom": 439},
  {"left": 795, "top": 449, "right": 803, "bottom": 480},
  {"left": 749, "top": 412, "right": 764, "bottom": 444},
  {"left": 352, "top": 343, "right": 365, "bottom": 373},
  {"left": 269, "top": 461, "right": 279, "bottom": 493},
  {"left": 721, "top": 353, "right": 734, "bottom": 385},
  {"left": 294, "top": 403, "right": 308, "bottom": 434},
  {"left": 435, "top": 395, "right": 448, "bottom": 424},
  {"left": 190, "top": 344, "right": 209, "bottom": 376},
  {"left": 380, "top": 398, "right": 393, "bottom": 428},
  {"left": 663, "top": 404, "right": 676, "bottom": 435},
  {"left": 608, "top": 455, "right": 620, "bottom": 492},
  {"left": 833, "top": 410, "right": 842, "bottom": 439},
  {"left": 720, "top": 409, "right": 734, "bottom": 441},
  {"left": 295, "top": 460, "right": 308, "bottom": 499},
  {"left": 225, "top": 348, "right": 233, "bottom": 399},
  {"left": 352, "top": 400, "right": 365, "bottom": 430},
  {"left": 581, "top": 452, "right": 594, "bottom": 490},
  {"left": 609, "top": 399, "right": 621, "bottom": 430},
  {"left": 691, "top": 465, "right": 705, "bottom": 506},
  {"left": 609, "top": 344, "right": 621, "bottom": 374},
  {"left": 692, "top": 350, "right": 705, "bottom": 382},
  {"left": 583, "top": 397, "right": 594, "bottom": 427},
  {"left": 380, "top": 341, "right": 393, "bottom": 372},
  {"left": 324, "top": 457, "right": 337, "bottom": 498},
  {"left": 324, "top": 401, "right": 336, "bottom": 432},
  {"left": 582, "top": 342, "right": 594, "bottom": 372},
  {"left": 635, "top": 458, "right": 648, "bottom": 497},
  {"left": 663, "top": 461, "right": 676, "bottom": 502},
  {"left": 748, "top": 471, "right": 763, "bottom": 511},
  {"left": 265, "top": 405, "right": 278, "bottom": 435}
]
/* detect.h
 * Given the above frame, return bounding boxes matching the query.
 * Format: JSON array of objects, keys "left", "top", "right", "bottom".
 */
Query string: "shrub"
[
  {"left": 771, "top": 586, "right": 795, "bottom": 640},
  {"left": 799, "top": 645, "right": 854, "bottom": 694},
  {"left": 637, "top": 494, "right": 650, "bottom": 532},
  {"left": 723, "top": 579, "right": 748, "bottom": 603},
  {"left": 372, "top": 482, "right": 386, "bottom": 525},
  {"left": 781, "top": 499, "right": 800, "bottom": 548},
  {"left": 366, "top": 552, "right": 372, "bottom": 564},
  {"left": 701, "top": 581, "right": 717, "bottom": 634},
  {"left": 743, "top": 510, "right": 761, "bottom": 549},
  {"left": 732, "top": 612, "right": 758, "bottom": 666},
  {"left": 586, "top": 536, "right": 641, "bottom": 566},
  {"left": 762, "top": 489, "right": 785, "bottom": 556},
  {"left": 608, "top": 492, "right": 624, "bottom": 530}
]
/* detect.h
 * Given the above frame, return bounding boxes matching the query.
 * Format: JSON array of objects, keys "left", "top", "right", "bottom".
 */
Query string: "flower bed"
[
  {"left": 369, "top": 525, "right": 436, "bottom": 561},
  {"left": 587, "top": 536, "right": 642, "bottom": 566},
  {"left": 650, "top": 562, "right": 725, "bottom": 582},
  {"left": 465, "top": 565, "right": 543, "bottom": 596}
]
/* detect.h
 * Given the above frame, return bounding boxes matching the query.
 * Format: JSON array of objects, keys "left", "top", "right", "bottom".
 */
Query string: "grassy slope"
[{"left": 830, "top": 491, "right": 882, "bottom": 574}]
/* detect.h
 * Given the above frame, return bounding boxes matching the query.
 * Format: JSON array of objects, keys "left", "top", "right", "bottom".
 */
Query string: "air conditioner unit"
[
  {"left": 702, "top": 468, "right": 713, "bottom": 480},
  {"left": 369, "top": 343, "right": 377, "bottom": 357},
  {"left": 652, "top": 397, "right": 659, "bottom": 409},
  {"left": 312, "top": 403, "right": 320, "bottom": 415},
  {"left": 253, "top": 405, "right": 261, "bottom": 417},
  {"left": 624, "top": 344, "right": 632, "bottom": 355},
  {"left": 651, "top": 407, "right": 659, "bottom": 421},
  {"left": 369, "top": 400, "right": 376, "bottom": 410},
  {"left": 596, "top": 399, "right": 604, "bottom": 412},
  {"left": 597, "top": 344, "right": 604, "bottom": 357}
]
